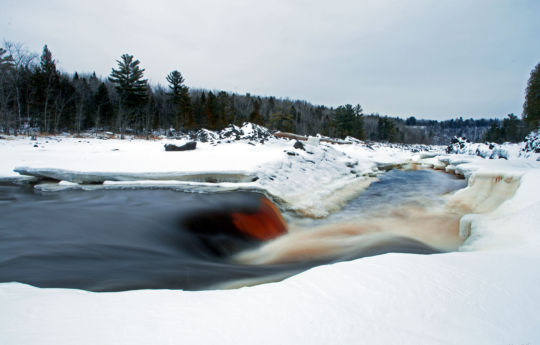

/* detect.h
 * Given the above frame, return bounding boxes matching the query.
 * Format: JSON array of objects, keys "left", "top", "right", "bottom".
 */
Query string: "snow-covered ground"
[{"left": 1, "top": 125, "right": 540, "bottom": 344}]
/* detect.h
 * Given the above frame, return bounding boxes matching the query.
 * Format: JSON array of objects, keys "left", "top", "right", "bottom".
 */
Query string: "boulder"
[
  {"left": 183, "top": 195, "right": 287, "bottom": 256},
  {"left": 164, "top": 142, "right": 197, "bottom": 151},
  {"left": 293, "top": 140, "right": 305, "bottom": 150}
]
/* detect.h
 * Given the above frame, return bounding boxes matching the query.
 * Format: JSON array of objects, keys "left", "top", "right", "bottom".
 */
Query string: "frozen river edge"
[{"left": 1, "top": 130, "right": 540, "bottom": 345}]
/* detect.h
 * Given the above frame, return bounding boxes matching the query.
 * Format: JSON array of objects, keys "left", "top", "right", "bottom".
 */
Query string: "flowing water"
[{"left": 0, "top": 170, "right": 467, "bottom": 291}]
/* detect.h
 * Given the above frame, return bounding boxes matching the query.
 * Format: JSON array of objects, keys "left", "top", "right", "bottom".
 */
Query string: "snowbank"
[
  {"left": 2, "top": 127, "right": 540, "bottom": 344},
  {"left": 1, "top": 165, "right": 540, "bottom": 344}
]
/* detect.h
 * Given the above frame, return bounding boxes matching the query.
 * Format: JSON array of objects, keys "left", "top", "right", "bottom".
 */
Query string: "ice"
[{"left": 1, "top": 127, "right": 540, "bottom": 344}]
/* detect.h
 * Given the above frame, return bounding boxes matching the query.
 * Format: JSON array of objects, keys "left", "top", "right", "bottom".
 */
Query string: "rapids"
[{"left": 0, "top": 170, "right": 470, "bottom": 291}]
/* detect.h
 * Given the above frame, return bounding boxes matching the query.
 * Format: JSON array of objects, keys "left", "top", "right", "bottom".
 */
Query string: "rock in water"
[
  {"left": 164, "top": 142, "right": 197, "bottom": 151},
  {"left": 231, "top": 197, "right": 287, "bottom": 241},
  {"left": 183, "top": 195, "right": 287, "bottom": 256}
]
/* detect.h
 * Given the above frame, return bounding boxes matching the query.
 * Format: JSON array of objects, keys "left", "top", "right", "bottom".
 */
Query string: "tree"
[
  {"left": 3, "top": 41, "right": 37, "bottom": 133},
  {"left": 269, "top": 110, "right": 295, "bottom": 132},
  {"left": 377, "top": 117, "right": 398, "bottom": 142},
  {"left": 38, "top": 45, "right": 58, "bottom": 133},
  {"left": 166, "top": 70, "right": 193, "bottom": 131},
  {"left": 73, "top": 76, "right": 90, "bottom": 134},
  {"left": 178, "top": 86, "right": 193, "bottom": 130},
  {"left": 205, "top": 91, "right": 218, "bottom": 129},
  {"left": 109, "top": 54, "right": 147, "bottom": 107},
  {"left": 0, "top": 48, "right": 15, "bottom": 133},
  {"left": 109, "top": 54, "right": 148, "bottom": 136},
  {"left": 249, "top": 98, "right": 263, "bottom": 125},
  {"left": 523, "top": 62, "right": 540, "bottom": 130},
  {"left": 483, "top": 113, "right": 526, "bottom": 143},
  {"left": 405, "top": 116, "right": 417, "bottom": 126},
  {"left": 334, "top": 104, "right": 364, "bottom": 139},
  {"left": 94, "top": 82, "right": 113, "bottom": 131},
  {"left": 0, "top": 48, "right": 13, "bottom": 71},
  {"left": 166, "top": 70, "right": 184, "bottom": 102}
]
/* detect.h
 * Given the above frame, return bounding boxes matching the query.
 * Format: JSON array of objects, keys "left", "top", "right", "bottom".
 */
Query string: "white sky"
[{"left": 1, "top": 0, "right": 539, "bottom": 120}]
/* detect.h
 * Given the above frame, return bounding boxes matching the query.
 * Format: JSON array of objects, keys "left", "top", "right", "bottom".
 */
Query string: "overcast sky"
[{"left": 2, "top": 0, "right": 539, "bottom": 120}]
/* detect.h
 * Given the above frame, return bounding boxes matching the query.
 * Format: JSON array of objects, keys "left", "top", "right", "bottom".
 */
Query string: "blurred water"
[
  {"left": 0, "top": 170, "right": 465, "bottom": 291},
  {"left": 290, "top": 169, "right": 466, "bottom": 226}
]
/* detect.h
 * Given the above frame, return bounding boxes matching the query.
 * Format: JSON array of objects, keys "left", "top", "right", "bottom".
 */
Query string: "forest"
[{"left": 0, "top": 42, "right": 537, "bottom": 145}]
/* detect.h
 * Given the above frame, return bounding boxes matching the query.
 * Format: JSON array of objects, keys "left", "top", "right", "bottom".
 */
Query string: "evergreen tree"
[
  {"left": 405, "top": 116, "right": 417, "bottom": 126},
  {"left": 166, "top": 70, "right": 184, "bottom": 103},
  {"left": 178, "top": 86, "right": 193, "bottom": 130},
  {"left": 94, "top": 82, "right": 113, "bottom": 131},
  {"left": 523, "top": 62, "right": 540, "bottom": 130},
  {"left": 165, "top": 70, "right": 192, "bottom": 131},
  {"left": 377, "top": 117, "right": 398, "bottom": 142},
  {"left": 334, "top": 104, "right": 364, "bottom": 139},
  {"left": 249, "top": 99, "right": 263, "bottom": 125},
  {"left": 109, "top": 54, "right": 148, "bottom": 108},
  {"left": 483, "top": 114, "right": 526, "bottom": 143},
  {"left": 109, "top": 54, "right": 148, "bottom": 135},
  {"left": 269, "top": 110, "right": 295, "bottom": 132},
  {"left": 38, "top": 45, "right": 58, "bottom": 133},
  {"left": 205, "top": 91, "right": 217, "bottom": 129},
  {"left": 0, "top": 48, "right": 15, "bottom": 133}
]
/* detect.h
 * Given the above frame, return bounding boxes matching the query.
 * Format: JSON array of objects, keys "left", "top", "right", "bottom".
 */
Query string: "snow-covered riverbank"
[{"left": 1, "top": 126, "right": 540, "bottom": 344}]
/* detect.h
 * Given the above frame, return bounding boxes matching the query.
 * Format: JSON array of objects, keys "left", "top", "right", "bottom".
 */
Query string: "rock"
[
  {"left": 293, "top": 140, "right": 305, "bottom": 150},
  {"left": 238, "top": 122, "right": 272, "bottom": 143},
  {"left": 183, "top": 195, "right": 287, "bottom": 256},
  {"left": 164, "top": 142, "right": 197, "bottom": 151},
  {"left": 219, "top": 124, "right": 242, "bottom": 140},
  {"left": 190, "top": 129, "right": 219, "bottom": 143}
]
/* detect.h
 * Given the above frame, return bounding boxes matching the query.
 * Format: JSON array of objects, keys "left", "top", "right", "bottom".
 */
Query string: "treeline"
[
  {"left": 0, "top": 41, "right": 536, "bottom": 144},
  {"left": 0, "top": 43, "right": 338, "bottom": 138},
  {"left": 402, "top": 116, "right": 529, "bottom": 144}
]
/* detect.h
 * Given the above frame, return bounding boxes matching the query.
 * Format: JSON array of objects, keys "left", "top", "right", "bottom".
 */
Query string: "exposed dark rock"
[
  {"left": 189, "top": 129, "right": 219, "bottom": 143},
  {"left": 183, "top": 195, "right": 287, "bottom": 256},
  {"left": 219, "top": 124, "right": 242, "bottom": 140},
  {"left": 293, "top": 141, "right": 305, "bottom": 150},
  {"left": 164, "top": 142, "right": 197, "bottom": 151}
]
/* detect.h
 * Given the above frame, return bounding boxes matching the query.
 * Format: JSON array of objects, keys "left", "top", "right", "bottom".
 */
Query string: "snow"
[{"left": 1, "top": 128, "right": 540, "bottom": 344}]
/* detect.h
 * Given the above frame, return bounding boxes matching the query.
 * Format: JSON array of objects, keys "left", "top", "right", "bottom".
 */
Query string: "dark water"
[
  {"left": 335, "top": 169, "right": 465, "bottom": 218},
  {"left": 0, "top": 170, "right": 465, "bottom": 291}
]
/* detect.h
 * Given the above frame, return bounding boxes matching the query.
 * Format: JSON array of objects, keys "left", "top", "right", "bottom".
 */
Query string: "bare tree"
[{"left": 3, "top": 41, "right": 37, "bottom": 133}]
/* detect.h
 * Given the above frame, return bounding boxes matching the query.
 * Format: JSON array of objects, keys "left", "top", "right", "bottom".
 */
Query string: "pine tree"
[
  {"left": 109, "top": 54, "right": 148, "bottom": 108},
  {"left": 334, "top": 104, "right": 364, "bottom": 139},
  {"left": 0, "top": 48, "right": 15, "bottom": 133},
  {"left": 269, "top": 110, "right": 295, "bottom": 132},
  {"left": 39, "top": 45, "right": 58, "bottom": 133},
  {"left": 523, "top": 62, "right": 540, "bottom": 130},
  {"left": 166, "top": 70, "right": 184, "bottom": 103},
  {"left": 178, "top": 86, "right": 193, "bottom": 130},
  {"left": 94, "top": 82, "right": 113, "bottom": 131},
  {"left": 249, "top": 99, "right": 263, "bottom": 125},
  {"left": 109, "top": 54, "right": 148, "bottom": 135},
  {"left": 205, "top": 91, "right": 217, "bottom": 129}
]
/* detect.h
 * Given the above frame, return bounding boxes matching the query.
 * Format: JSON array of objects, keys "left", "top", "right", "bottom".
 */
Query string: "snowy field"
[{"left": 1, "top": 126, "right": 540, "bottom": 345}]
